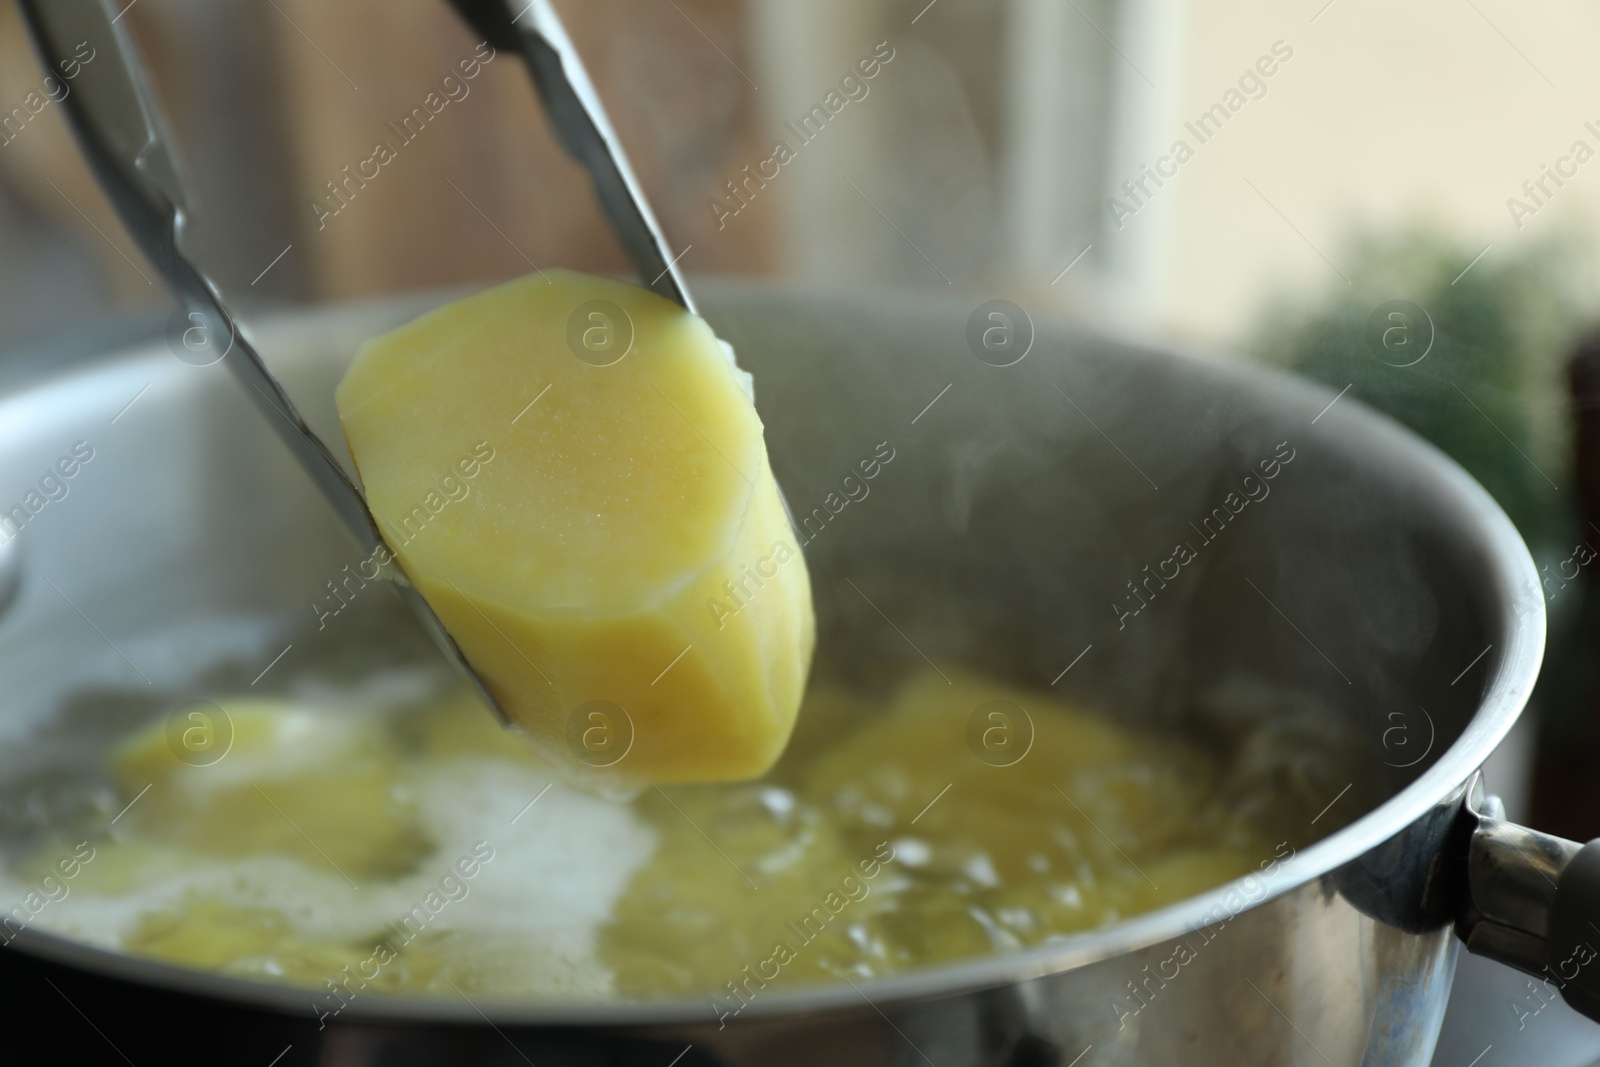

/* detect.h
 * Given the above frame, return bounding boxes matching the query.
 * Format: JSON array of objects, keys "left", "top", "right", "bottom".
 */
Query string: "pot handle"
[
  {"left": 1549, "top": 840, "right": 1600, "bottom": 1020},
  {"left": 1457, "top": 798, "right": 1600, "bottom": 1022}
]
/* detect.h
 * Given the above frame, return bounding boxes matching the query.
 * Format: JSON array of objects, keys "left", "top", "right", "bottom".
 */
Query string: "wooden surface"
[{"left": 0, "top": 0, "right": 777, "bottom": 309}]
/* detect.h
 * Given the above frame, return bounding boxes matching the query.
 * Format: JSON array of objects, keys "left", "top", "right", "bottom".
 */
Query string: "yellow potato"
[
  {"left": 336, "top": 271, "right": 815, "bottom": 784},
  {"left": 110, "top": 700, "right": 430, "bottom": 880}
]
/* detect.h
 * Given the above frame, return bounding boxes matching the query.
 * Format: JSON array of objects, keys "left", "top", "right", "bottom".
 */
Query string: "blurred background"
[{"left": 3, "top": 0, "right": 1600, "bottom": 1059}]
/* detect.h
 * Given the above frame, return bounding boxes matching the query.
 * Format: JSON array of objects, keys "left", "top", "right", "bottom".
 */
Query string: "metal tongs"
[{"left": 17, "top": 0, "right": 698, "bottom": 721}]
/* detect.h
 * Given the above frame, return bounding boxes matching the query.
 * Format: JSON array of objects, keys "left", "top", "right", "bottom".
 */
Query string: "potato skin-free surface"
[{"left": 336, "top": 270, "right": 814, "bottom": 783}]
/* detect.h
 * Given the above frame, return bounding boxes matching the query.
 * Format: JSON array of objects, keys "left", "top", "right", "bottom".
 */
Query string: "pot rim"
[{"left": 0, "top": 291, "right": 1546, "bottom": 1028}]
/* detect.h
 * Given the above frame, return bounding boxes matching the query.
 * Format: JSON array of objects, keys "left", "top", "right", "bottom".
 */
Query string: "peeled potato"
[
  {"left": 335, "top": 271, "right": 814, "bottom": 784},
  {"left": 111, "top": 701, "right": 429, "bottom": 879}
]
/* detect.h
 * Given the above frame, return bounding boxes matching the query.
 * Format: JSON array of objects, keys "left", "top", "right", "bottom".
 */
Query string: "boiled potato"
[{"left": 336, "top": 271, "right": 814, "bottom": 784}]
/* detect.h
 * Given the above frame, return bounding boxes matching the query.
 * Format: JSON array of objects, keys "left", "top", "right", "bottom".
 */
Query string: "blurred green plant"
[{"left": 1250, "top": 226, "right": 1593, "bottom": 554}]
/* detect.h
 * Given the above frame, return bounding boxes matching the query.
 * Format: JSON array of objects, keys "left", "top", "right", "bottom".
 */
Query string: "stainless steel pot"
[{"left": 0, "top": 283, "right": 1581, "bottom": 1066}]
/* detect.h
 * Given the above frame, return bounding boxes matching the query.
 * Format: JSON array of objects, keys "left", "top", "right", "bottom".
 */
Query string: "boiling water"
[{"left": 0, "top": 660, "right": 1334, "bottom": 1005}]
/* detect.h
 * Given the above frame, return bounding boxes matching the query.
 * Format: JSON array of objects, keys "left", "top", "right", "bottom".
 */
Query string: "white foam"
[{"left": 7, "top": 748, "right": 658, "bottom": 997}]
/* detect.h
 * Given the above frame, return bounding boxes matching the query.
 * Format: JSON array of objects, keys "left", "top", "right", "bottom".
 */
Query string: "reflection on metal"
[{"left": 0, "top": 532, "right": 19, "bottom": 618}]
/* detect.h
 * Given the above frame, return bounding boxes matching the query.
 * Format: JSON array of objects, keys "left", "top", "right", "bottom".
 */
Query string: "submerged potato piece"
[
  {"left": 336, "top": 271, "right": 814, "bottom": 784},
  {"left": 111, "top": 700, "right": 430, "bottom": 880}
]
